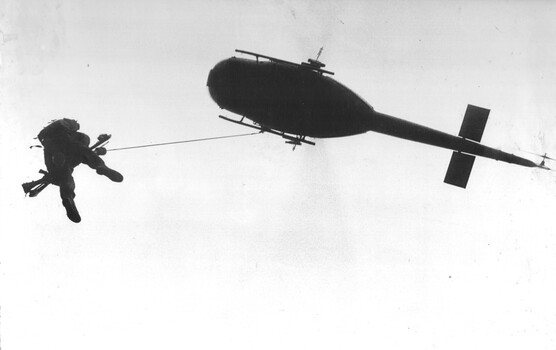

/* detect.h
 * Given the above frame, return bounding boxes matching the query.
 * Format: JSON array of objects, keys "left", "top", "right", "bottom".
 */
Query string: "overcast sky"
[{"left": 2, "top": 1, "right": 556, "bottom": 349}]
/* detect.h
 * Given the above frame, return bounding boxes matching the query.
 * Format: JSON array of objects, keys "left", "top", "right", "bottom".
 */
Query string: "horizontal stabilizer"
[
  {"left": 459, "top": 105, "right": 490, "bottom": 142},
  {"left": 444, "top": 152, "right": 476, "bottom": 188}
]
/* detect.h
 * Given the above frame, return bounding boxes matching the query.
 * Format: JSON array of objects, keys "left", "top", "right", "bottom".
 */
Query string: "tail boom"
[{"left": 366, "top": 105, "right": 538, "bottom": 188}]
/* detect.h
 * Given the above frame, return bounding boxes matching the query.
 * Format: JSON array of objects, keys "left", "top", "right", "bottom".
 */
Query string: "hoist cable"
[{"left": 106, "top": 132, "right": 259, "bottom": 152}]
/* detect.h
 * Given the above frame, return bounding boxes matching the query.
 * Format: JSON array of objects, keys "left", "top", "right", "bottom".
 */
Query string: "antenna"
[
  {"left": 306, "top": 47, "right": 326, "bottom": 69},
  {"left": 315, "top": 47, "right": 323, "bottom": 61}
]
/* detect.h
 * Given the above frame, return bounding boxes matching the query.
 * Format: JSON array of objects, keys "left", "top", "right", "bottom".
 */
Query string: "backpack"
[{"left": 38, "top": 119, "right": 80, "bottom": 146}]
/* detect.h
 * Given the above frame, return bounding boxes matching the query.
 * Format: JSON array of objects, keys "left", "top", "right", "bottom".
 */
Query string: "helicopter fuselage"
[
  {"left": 207, "top": 51, "right": 540, "bottom": 188},
  {"left": 208, "top": 57, "right": 375, "bottom": 138}
]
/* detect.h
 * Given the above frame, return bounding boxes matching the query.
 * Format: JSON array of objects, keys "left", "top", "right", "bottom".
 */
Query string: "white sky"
[{"left": 1, "top": 0, "right": 556, "bottom": 349}]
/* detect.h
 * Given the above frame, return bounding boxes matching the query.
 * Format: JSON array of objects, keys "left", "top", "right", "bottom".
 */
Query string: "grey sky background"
[{"left": 1, "top": 0, "right": 556, "bottom": 349}]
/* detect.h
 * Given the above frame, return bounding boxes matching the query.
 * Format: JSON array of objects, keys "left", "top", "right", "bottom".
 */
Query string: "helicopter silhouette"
[{"left": 207, "top": 49, "right": 550, "bottom": 188}]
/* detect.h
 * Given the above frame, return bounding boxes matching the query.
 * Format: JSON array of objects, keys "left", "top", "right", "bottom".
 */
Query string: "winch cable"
[{"left": 106, "top": 132, "right": 260, "bottom": 152}]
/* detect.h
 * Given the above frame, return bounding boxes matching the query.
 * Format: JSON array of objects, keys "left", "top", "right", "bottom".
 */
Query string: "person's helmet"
[{"left": 58, "top": 118, "right": 80, "bottom": 132}]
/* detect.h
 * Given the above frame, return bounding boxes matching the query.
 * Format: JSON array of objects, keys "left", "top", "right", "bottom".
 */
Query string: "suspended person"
[{"left": 35, "top": 118, "right": 123, "bottom": 223}]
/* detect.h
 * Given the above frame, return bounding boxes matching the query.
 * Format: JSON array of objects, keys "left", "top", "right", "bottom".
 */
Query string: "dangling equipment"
[{"left": 23, "top": 131, "right": 259, "bottom": 197}]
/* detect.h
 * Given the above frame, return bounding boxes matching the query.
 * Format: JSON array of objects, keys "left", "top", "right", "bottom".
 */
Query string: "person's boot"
[
  {"left": 62, "top": 197, "right": 81, "bottom": 223},
  {"left": 96, "top": 166, "right": 123, "bottom": 182}
]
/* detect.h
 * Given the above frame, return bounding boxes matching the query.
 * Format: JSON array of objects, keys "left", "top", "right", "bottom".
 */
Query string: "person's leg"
[
  {"left": 59, "top": 170, "right": 81, "bottom": 223},
  {"left": 79, "top": 147, "right": 123, "bottom": 182}
]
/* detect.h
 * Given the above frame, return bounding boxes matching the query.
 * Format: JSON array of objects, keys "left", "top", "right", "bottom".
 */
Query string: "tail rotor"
[{"left": 520, "top": 150, "right": 555, "bottom": 170}]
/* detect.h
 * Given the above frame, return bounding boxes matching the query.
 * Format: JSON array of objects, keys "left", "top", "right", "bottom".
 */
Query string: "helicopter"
[{"left": 207, "top": 49, "right": 550, "bottom": 188}]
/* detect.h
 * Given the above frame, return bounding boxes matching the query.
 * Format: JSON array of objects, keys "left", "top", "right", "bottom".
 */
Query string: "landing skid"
[{"left": 219, "top": 115, "right": 315, "bottom": 149}]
